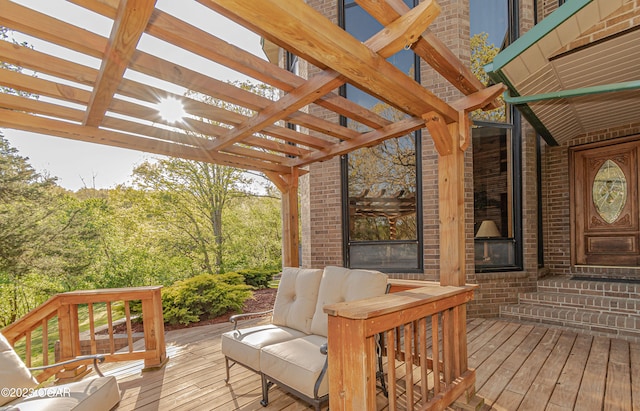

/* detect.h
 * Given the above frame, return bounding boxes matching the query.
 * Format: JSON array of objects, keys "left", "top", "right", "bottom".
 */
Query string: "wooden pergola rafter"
[{"left": 0, "top": 0, "right": 504, "bottom": 270}]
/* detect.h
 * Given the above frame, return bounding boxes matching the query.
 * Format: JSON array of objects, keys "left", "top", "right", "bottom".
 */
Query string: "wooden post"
[
  {"left": 426, "top": 116, "right": 466, "bottom": 286},
  {"left": 327, "top": 315, "right": 377, "bottom": 411},
  {"left": 142, "top": 287, "right": 168, "bottom": 369},
  {"left": 266, "top": 169, "right": 300, "bottom": 268}
]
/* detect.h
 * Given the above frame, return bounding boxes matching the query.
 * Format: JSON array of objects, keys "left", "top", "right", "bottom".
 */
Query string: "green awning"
[{"left": 487, "top": 0, "right": 640, "bottom": 146}]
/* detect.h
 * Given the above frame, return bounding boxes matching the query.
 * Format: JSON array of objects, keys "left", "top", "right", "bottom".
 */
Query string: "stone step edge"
[
  {"left": 537, "top": 277, "right": 640, "bottom": 297},
  {"left": 518, "top": 292, "right": 640, "bottom": 313},
  {"left": 499, "top": 303, "right": 639, "bottom": 333}
]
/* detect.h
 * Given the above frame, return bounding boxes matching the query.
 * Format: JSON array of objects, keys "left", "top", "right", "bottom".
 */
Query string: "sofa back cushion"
[
  {"left": 271, "top": 267, "right": 323, "bottom": 334},
  {"left": 310, "top": 266, "right": 388, "bottom": 337},
  {"left": 0, "top": 332, "right": 38, "bottom": 406}
]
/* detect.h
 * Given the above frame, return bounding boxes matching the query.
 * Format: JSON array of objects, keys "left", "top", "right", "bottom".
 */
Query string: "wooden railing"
[
  {"left": 325, "top": 281, "right": 477, "bottom": 410},
  {"left": 1, "top": 286, "right": 167, "bottom": 383}
]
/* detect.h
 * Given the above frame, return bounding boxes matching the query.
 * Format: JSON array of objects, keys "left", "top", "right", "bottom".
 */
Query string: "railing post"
[
  {"left": 56, "top": 303, "right": 88, "bottom": 381},
  {"left": 141, "top": 287, "right": 167, "bottom": 369},
  {"left": 57, "top": 304, "right": 74, "bottom": 361},
  {"left": 327, "top": 315, "right": 376, "bottom": 410}
]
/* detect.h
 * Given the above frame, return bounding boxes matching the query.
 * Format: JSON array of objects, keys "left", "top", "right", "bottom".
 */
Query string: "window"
[
  {"left": 471, "top": 0, "right": 523, "bottom": 271},
  {"left": 340, "top": 0, "right": 422, "bottom": 272}
]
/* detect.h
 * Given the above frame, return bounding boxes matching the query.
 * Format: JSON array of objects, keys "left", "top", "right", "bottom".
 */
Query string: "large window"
[
  {"left": 471, "top": 0, "right": 523, "bottom": 271},
  {"left": 340, "top": 0, "right": 422, "bottom": 272}
]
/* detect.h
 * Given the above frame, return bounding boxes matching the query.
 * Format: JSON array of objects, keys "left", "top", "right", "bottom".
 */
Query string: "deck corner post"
[
  {"left": 327, "top": 315, "right": 376, "bottom": 410},
  {"left": 142, "top": 287, "right": 168, "bottom": 370}
]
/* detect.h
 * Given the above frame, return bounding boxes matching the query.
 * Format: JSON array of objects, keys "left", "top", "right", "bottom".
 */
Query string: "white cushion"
[
  {"left": 0, "top": 333, "right": 38, "bottom": 406},
  {"left": 310, "top": 266, "right": 388, "bottom": 337},
  {"left": 272, "top": 267, "right": 323, "bottom": 334},
  {"left": 221, "top": 324, "right": 306, "bottom": 372},
  {"left": 260, "top": 335, "right": 328, "bottom": 399},
  {"left": 2, "top": 376, "right": 120, "bottom": 411}
]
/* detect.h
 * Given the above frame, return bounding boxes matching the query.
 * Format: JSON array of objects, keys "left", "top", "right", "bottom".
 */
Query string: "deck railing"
[
  {"left": 1, "top": 286, "right": 167, "bottom": 383},
  {"left": 325, "top": 281, "right": 477, "bottom": 410}
]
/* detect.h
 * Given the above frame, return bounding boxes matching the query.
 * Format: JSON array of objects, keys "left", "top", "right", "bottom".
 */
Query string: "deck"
[{"left": 103, "top": 318, "right": 640, "bottom": 410}]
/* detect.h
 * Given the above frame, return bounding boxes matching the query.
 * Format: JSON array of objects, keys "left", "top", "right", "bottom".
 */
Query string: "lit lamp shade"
[
  {"left": 476, "top": 220, "right": 500, "bottom": 262},
  {"left": 475, "top": 220, "right": 501, "bottom": 238}
]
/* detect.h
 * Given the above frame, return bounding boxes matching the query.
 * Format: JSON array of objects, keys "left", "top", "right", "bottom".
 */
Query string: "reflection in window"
[
  {"left": 471, "top": 0, "right": 522, "bottom": 271},
  {"left": 342, "top": 0, "right": 421, "bottom": 271},
  {"left": 473, "top": 125, "right": 516, "bottom": 268}
]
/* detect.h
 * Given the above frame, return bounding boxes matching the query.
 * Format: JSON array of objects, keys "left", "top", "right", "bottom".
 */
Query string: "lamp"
[{"left": 475, "top": 220, "right": 501, "bottom": 262}]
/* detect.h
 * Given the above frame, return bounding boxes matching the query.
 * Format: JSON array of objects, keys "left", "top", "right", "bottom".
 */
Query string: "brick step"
[
  {"left": 500, "top": 303, "right": 640, "bottom": 343},
  {"left": 518, "top": 291, "right": 640, "bottom": 315},
  {"left": 537, "top": 276, "right": 640, "bottom": 299}
]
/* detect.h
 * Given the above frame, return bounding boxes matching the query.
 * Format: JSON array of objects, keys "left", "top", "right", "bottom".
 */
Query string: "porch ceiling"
[
  {"left": 487, "top": 0, "right": 640, "bottom": 146},
  {"left": 0, "top": 0, "right": 501, "bottom": 178}
]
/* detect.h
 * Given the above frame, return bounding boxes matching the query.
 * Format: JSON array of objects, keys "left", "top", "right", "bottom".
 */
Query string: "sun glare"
[{"left": 157, "top": 98, "right": 186, "bottom": 123}]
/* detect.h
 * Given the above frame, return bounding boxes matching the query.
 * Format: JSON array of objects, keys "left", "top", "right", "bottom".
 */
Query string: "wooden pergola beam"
[
  {"left": 209, "top": 1, "right": 439, "bottom": 153},
  {"left": 84, "top": 0, "right": 156, "bottom": 127},
  {"left": 356, "top": 0, "right": 500, "bottom": 109},
  {"left": 0, "top": 109, "right": 291, "bottom": 175},
  {"left": 204, "top": 0, "right": 459, "bottom": 123},
  {"left": 294, "top": 117, "right": 426, "bottom": 167}
]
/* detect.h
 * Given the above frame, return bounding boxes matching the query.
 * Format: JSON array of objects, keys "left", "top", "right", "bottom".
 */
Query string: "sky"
[{"left": 3, "top": 0, "right": 266, "bottom": 191}]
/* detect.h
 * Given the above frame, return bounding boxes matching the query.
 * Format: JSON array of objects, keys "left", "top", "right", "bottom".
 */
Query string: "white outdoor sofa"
[
  {"left": 0, "top": 332, "right": 120, "bottom": 411},
  {"left": 221, "top": 266, "right": 388, "bottom": 410}
]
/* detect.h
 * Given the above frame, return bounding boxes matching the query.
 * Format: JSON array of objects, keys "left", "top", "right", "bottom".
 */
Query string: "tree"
[
  {"left": 134, "top": 159, "right": 253, "bottom": 274},
  {"left": 470, "top": 32, "right": 505, "bottom": 122}
]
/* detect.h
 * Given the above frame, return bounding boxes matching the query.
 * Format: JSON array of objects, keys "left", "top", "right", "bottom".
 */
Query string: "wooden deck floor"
[{"left": 103, "top": 318, "right": 640, "bottom": 410}]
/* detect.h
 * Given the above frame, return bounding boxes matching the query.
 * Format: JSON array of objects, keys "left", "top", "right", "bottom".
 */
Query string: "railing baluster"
[
  {"left": 453, "top": 305, "right": 461, "bottom": 377},
  {"left": 443, "top": 308, "right": 453, "bottom": 385},
  {"left": 431, "top": 314, "right": 440, "bottom": 394},
  {"left": 106, "top": 301, "right": 115, "bottom": 355},
  {"left": 42, "top": 318, "right": 48, "bottom": 366},
  {"left": 386, "top": 328, "right": 397, "bottom": 411},
  {"left": 25, "top": 331, "right": 32, "bottom": 367},
  {"left": 70, "top": 304, "right": 80, "bottom": 357},
  {"left": 125, "top": 300, "right": 133, "bottom": 353},
  {"left": 418, "top": 317, "right": 428, "bottom": 404},
  {"left": 88, "top": 303, "right": 97, "bottom": 354},
  {"left": 404, "top": 322, "right": 414, "bottom": 410}
]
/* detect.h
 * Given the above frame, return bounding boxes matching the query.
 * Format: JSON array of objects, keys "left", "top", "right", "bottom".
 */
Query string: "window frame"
[{"left": 339, "top": 0, "right": 423, "bottom": 273}]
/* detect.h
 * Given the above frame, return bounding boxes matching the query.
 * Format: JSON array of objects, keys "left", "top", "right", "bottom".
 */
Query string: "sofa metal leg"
[
  {"left": 224, "top": 357, "right": 230, "bottom": 383},
  {"left": 260, "top": 374, "right": 270, "bottom": 407}
]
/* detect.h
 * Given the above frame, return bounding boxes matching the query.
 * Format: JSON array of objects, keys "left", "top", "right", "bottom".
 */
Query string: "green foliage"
[
  {"left": 470, "top": 32, "right": 505, "bottom": 122},
  {"left": 161, "top": 273, "right": 252, "bottom": 326},
  {"left": 226, "top": 268, "right": 278, "bottom": 289},
  {"left": 0, "top": 81, "right": 284, "bottom": 326}
]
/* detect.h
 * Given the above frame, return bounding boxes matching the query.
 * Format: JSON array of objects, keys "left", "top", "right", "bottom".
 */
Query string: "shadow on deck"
[{"left": 103, "top": 318, "right": 640, "bottom": 410}]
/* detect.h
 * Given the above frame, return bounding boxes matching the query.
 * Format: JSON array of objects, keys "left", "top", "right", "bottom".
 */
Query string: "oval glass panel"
[{"left": 593, "top": 159, "right": 627, "bottom": 224}]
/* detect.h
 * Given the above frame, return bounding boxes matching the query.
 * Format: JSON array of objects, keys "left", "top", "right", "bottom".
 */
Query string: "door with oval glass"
[{"left": 571, "top": 137, "right": 640, "bottom": 266}]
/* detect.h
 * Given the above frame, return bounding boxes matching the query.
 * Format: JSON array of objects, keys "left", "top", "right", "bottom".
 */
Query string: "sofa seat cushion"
[
  {"left": 0, "top": 333, "right": 38, "bottom": 406},
  {"left": 260, "top": 335, "right": 329, "bottom": 399},
  {"left": 271, "top": 267, "right": 323, "bottom": 334},
  {"left": 1, "top": 376, "right": 120, "bottom": 411},
  {"left": 221, "top": 324, "right": 306, "bottom": 372},
  {"left": 310, "top": 266, "right": 388, "bottom": 337}
]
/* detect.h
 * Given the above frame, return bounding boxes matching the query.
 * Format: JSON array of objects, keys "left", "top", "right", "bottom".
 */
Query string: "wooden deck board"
[
  {"left": 518, "top": 331, "right": 576, "bottom": 410},
  {"left": 574, "top": 336, "right": 610, "bottom": 411},
  {"left": 100, "top": 318, "right": 639, "bottom": 411},
  {"left": 546, "top": 334, "right": 592, "bottom": 410}
]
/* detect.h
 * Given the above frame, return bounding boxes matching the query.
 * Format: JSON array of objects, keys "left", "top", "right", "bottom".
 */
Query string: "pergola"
[
  {"left": 0, "top": 1, "right": 509, "bottom": 408},
  {"left": 0, "top": 0, "right": 503, "bottom": 283}
]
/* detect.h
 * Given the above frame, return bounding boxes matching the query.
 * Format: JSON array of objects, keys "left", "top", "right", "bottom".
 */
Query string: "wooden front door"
[{"left": 571, "top": 136, "right": 640, "bottom": 267}]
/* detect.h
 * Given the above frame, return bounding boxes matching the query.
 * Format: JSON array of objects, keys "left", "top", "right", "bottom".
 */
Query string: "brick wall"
[{"left": 301, "top": 0, "right": 545, "bottom": 318}]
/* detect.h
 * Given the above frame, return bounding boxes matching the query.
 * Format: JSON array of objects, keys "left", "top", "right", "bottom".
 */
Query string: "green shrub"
[
  {"left": 229, "top": 268, "right": 278, "bottom": 289},
  {"left": 161, "top": 273, "right": 252, "bottom": 326}
]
